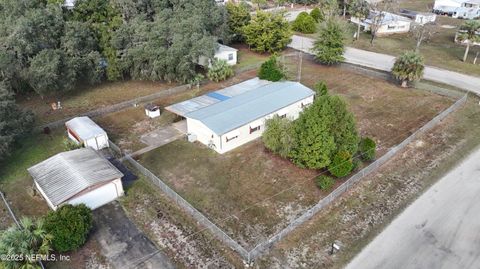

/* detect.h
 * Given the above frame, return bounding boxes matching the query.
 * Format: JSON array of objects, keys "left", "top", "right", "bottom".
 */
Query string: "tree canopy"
[
  {"left": 312, "top": 19, "right": 346, "bottom": 65},
  {"left": 242, "top": 10, "right": 292, "bottom": 53},
  {"left": 292, "top": 11, "right": 317, "bottom": 34},
  {"left": 291, "top": 94, "right": 359, "bottom": 169},
  {"left": 113, "top": 0, "right": 229, "bottom": 82},
  {"left": 226, "top": 2, "right": 251, "bottom": 42},
  {"left": 391, "top": 51, "right": 425, "bottom": 87},
  {"left": 0, "top": 218, "right": 53, "bottom": 269}
]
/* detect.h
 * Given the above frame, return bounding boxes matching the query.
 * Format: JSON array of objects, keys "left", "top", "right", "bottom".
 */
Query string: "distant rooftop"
[
  {"left": 217, "top": 44, "right": 238, "bottom": 53},
  {"left": 185, "top": 81, "right": 315, "bottom": 135},
  {"left": 365, "top": 11, "right": 412, "bottom": 24}
]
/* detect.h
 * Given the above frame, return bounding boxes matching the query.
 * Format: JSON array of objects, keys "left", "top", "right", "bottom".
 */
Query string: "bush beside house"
[{"left": 44, "top": 204, "right": 93, "bottom": 252}]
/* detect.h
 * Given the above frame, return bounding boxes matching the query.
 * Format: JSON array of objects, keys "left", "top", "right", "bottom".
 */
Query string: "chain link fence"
[
  {"left": 39, "top": 84, "right": 190, "bottom": 130},
  {"left": 111, "top": 93, "right": 467, "bottom": 264},
  {"left": 121, "top": 154, "right": 250, "bottom": 261},
  {"left": 247, "top": 93, "right": 468, "bottom": 260}
]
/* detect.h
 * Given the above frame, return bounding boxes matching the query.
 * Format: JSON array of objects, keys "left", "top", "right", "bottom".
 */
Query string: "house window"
[
  {"left": 226, "top": 135, "right": 238, "bottom": 142},
  {"left": 280, "top": 114, "right": 287, "bottom": 118},
  {"left": 249, "top": 126, "right": 261, "bottom": 134},
  {"left": 388, "top": 25, "right": 396, "bottom": 30},
  {"left": 228, "top": 53, "right": 234, "bottom": 61}
]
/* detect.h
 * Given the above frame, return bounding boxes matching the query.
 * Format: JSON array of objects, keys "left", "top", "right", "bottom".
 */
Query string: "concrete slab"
[
  {"left": 140, "top": 125, "right": 183, "bottom": 147},
  {"left": 93, "top": 202, "right": 175, "bottom": 269}
]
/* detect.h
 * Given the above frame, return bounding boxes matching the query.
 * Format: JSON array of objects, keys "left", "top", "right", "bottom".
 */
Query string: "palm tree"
[
  {"left": 349, "top": 0, "right": 370, "bottom": 41},
  {"left": 457, "top": 20, "right": 480, "bottom": 62},
  {"left": 0, "top": 218, "right": 53, "bottom": 269},
  {"left": 391, "top": 51, "right": 425, "bottom": 88}
]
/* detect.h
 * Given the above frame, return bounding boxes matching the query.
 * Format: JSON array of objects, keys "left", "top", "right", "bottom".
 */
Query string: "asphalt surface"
[
  {"left": 288, "top": 35, "right": 480, "bottom": 95},
  {"left": 93, "top": 202, "right": 176, "bottom": 269},
  {"left": 345, "top": 148, "right": 480, "bottom": 269}
]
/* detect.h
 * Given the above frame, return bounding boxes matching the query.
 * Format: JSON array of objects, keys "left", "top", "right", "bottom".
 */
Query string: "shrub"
[
  {"left": 44, "top": 204, "right": 93, "bottom": 252},
  {"left": 258, "top": 55, "right": 285, "bottom": 82},
  {"left": 63, "top": 138, "right": 82, "bottom": 151},
  {"left": 207, "top": 59, "right": 234, "bottom": 82},
  {"left": 312, "top": 19, "right": 345, "bottom": 65},
  {"left": 292, "top": 12, "right": 317, "bottom": 34},
  {"left": 316, "top": 175, "right": 335, "bottom": 190},
  {"left": 242, "top": 10, "right": 292, "bottom": 53},
  {"left": 359, "top": 137, "right": 376, "bottom": 161},
  {"left": 310, "top": 7, "right": 323, "bottom": 22},
  {"left": 313, "top": 80, "right": 328, "bottom": 96},
  {"left": 328, "top": 150, "right": 354, "bottom": 178},
  {"left": 263, "top": 115, "right": 295, "bottom": 158}
]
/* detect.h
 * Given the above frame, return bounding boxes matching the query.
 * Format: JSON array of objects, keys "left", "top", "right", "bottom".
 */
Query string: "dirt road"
[{"left": 345, "top": 147, "right": 480, "bottom": 269}]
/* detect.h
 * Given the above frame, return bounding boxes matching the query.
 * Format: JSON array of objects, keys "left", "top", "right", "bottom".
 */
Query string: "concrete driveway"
[
  {"left": 93, "top": 202, "right": 175, "bottom": 269},
  {"left": 288, "top": 35, "right": 480, "bottom": 95},
  {"left": 346, "top": 148, "right": 480, "bottom": 269}
]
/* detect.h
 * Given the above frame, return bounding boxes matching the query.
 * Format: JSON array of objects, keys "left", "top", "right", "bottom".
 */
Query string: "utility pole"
[{"left": 297, "top": 37, "right": 304, "bottom": 82}]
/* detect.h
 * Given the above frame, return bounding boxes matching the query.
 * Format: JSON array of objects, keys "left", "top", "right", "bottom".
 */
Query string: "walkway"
[
  {"left": 131, "top": 121, "right": 187, "bottom": 157},
  {"left": 288, "top": 35, "right": 480, "bottom": 95},
  {"left": 346, "top": 147, "right": 480, "bottom": 269}
]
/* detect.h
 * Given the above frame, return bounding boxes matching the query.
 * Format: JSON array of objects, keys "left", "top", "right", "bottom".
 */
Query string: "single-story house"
[
  {"left": 351, "top": 11, "right": 412, "bottom": 36},
  {"left": 28, "top": 148, "right": 124, "bottom": 210},
  {"left": 199, "top": 43, "right": 238, "bottom": 67},
  {"left": 398, "top": 9, "right": 437, "bottom": 25},
  {"left": 433, "top": 0, "right": 480, "bottom": 19},
  {"left": 65, "top": 116, "right": 109, "bottom": 150},
  {"left": 167, "top": 79, "right": 315, "bottom": 154}
]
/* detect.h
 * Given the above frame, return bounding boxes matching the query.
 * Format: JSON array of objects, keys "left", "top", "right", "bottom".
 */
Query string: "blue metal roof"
[
  {"left": 206, "top": 92, "right": 231, "bottom": 101},
  {"left": 185, "top": 81, "right": 314, "bottom": 135}
]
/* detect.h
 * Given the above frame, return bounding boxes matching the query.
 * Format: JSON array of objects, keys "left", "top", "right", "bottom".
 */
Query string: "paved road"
[
  {"left": 288, "top": 35, "right": 480, "bottom": 95},
  {"left": 345, "top": 148, "right": 480, "bottom": 269}
]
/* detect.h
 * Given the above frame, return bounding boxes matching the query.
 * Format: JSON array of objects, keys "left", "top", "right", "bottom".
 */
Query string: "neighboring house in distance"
[
  {"left": 398, "top": 9, "right": 437, "bottom": 25},
  {"left": 433, "top": 0, "right": 480, "bottom": 19},
  {"left": 64, "top": 0, "right": 76, "bottom": 9},
  {"left": 166, "top": 78, "right": 315, "bottom": 154},
  {"left": 28, "top": 148, "right": 124, "bottom": 210},
  {"left": 65, "top": 116, "right": 109, "bottom": 150},
  {"left": 199, "top": 43, "right": 238, "bottom": 67},
  {"left": 351, "top": 11, "right": 413, "bottom": 36}
]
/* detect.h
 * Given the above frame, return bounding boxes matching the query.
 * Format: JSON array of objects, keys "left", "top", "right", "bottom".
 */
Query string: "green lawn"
[{"left": 0, "top": 129, "right": 66, "bottom": 225}]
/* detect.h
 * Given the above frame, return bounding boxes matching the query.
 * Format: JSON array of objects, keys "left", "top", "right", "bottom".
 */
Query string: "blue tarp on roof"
[
  {"left": 185, "top": 81, "right": 314, "bottom": 135},
  {"left": 206, "top": 92, "right": 231, "bottom": 101}
]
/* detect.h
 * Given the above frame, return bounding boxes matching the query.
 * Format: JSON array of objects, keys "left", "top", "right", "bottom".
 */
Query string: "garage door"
[{"left": 67, "top": 182, "right": 119, "bottom": 209}]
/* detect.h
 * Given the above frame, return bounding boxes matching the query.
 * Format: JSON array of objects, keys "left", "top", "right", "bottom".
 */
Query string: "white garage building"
[
  {"left": 167, "top": 79, "right": 315, "bottom": 154},
  {"left": 28, "top": 148, "right": 124, "bottom": 210},
  {"left": 65, "top": 116, "right": 109, "bottom": 150}
]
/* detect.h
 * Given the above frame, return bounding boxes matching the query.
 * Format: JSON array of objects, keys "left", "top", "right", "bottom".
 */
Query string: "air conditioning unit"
[{"left": 187, "top": 133, "right": 197, "bottom": 142}]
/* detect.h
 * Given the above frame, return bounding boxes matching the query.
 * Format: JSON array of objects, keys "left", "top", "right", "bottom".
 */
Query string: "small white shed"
[
  {"left": 28, "top": 148, "right": 124, "bottom": 211},
  {"left": 199, "top": 43, "right": 238, "bottom": 67},
  {"left": 65, "top": 116, "right": 109, "bottom": 150}
]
